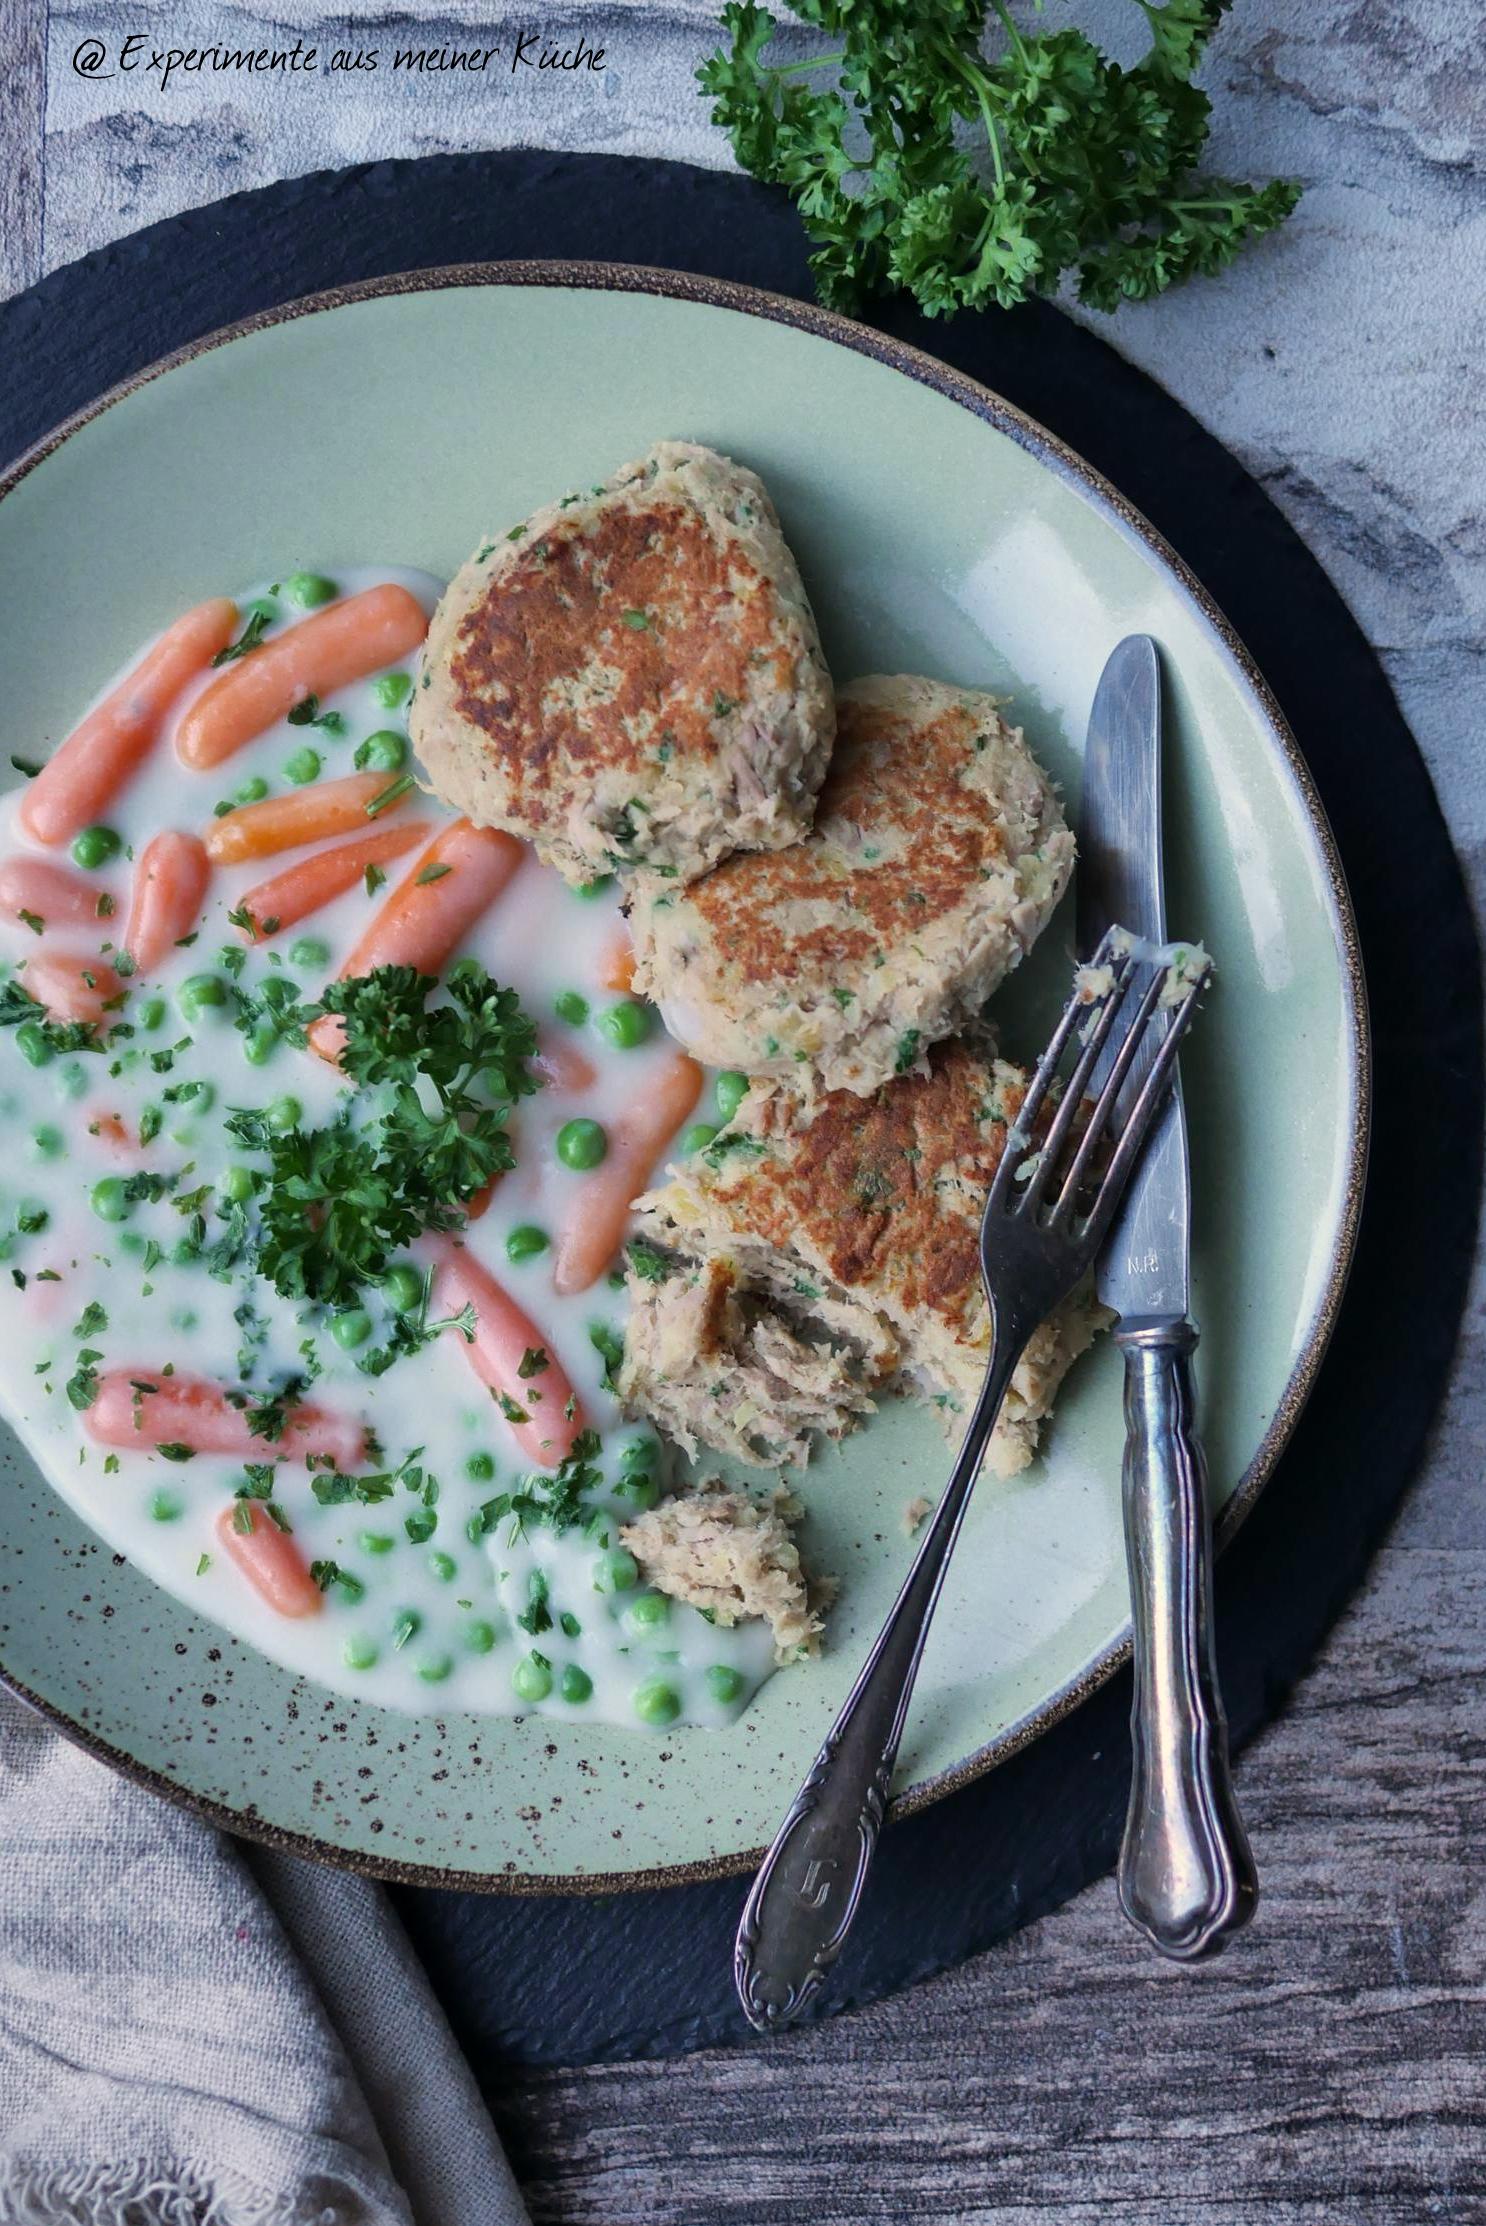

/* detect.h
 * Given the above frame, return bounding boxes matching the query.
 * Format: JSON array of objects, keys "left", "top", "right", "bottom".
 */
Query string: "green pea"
[
  {"left": 219, "top": 1165, "right": 254, "bottom": 1205},
  {"left": 148, "top": 1490, "right": 183, "bottom": 1523},
  {"left": 177, "top": 1078, "right": 215, "bottom": 1113},
  {"left": 705, "top": 1664, "right": 746, "bottom": 1705},
  {"left": 557, "top": 1118, "right": 607, "bottom": 1171},
  {"left": 354, "top": 729, "right": 406, "bottom": 773},
  {"left": 14, "top": 1022, "right": 51, "bottom": 1067},
  {"left": 27, "top": 1124, "right": 63, "bottom": 1161},
  {"left": 505, "top": 1223, "right": 549, "bottom": 1265},
  {"left": 512, "top": 1652, "right": 553, "bottom": 1703},
  {"left": 170, "top": 1306, "right": 198, "bottom": 1333},
  {"left": 680, "top": 1123, "right": 719, "bottom": 1155},
  {"left": 331, "top": 1308, "right": 372, "bottom": 1350},
  {"left": 559, "top": 1664, "right": 594, "bottom": 1705},
  {"left": 263, "top": 1093, "right": 301, "bottom": 1133},
  {"left": 465, "top": 1451, "right": 497, "bottom": 1482},
  {"left": 465, "top": 1618, "right": 498, "bottom": 1655},
  {"left": 592, "top": 1547, "right": 638, "bottom": 1595},
  {"left": 612, "top": 1472, "right": 659, "bottom": 1515},
  {"left": 553, "top": 990, "right": 589, "bottom": 1027},
  {"left": 633, "top": 1677, "right": 682, "bottom": 1727},
  {"left": 285, "top": 570, "right": 337, "bottom": 609},
  {"left": 343, "top": 1635, "right": 379, "bottom": 1671},
  {"left": 288, "top": 937, "right": 330, "bottom": 969},
  {"left": 715, "top": 1071, "right": 749, "bottom": 1122},
  {"left": 70, "top": 825, "right": 121, "bottom": 870},
  {"left": 573, "top": 876, "right": 614, "bottom": 901},
  {"left": 625, "top": 1590, "right": 671, "bottom": 1634},
  {"left": 373, "top": 671, "right": 414, "bottom": 710},
  {"left": 428, "top": 1550, "right": 458, "bottom": 1582},
  {"left": 383, "top": 1263, "right": 424, "bottom": 1313},
  {"left": 54, "top": 1061, "right": 88, "bottom": 1102},
  {"left": 359, "top": 1531, "right": 395, "bottom": 1556},
  {"left": 177, "top": 972, "right": 227, "bottom": 1022},
  {"left": 596, "top": 1000, "right": 651, "bottom": 1051},
  {"left": 170, "top": 1238, "right": 199, "bottom": 1267},
  {"left": 136, "top": 997, "right": 167, "bottom": 1033},
  {"left": 242, "top": 1023, "right": 278, "bottom": 1067},
  {"left": 90, "top": 1176, "right": 130, "bottom": 1223},
  {"left": 415, "top": 1652, "right": 453, "bottom": 1684},
  {"left": 233, "top": 775, "right": 270, "bottom": 806},
  {"left": 284, "top": 747, "right": 321, "bottom": 787}
]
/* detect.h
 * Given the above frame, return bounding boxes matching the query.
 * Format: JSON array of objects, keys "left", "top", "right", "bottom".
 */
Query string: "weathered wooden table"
[{"left": 4, "top": 2, "right": 1484, "bottom": 2216}]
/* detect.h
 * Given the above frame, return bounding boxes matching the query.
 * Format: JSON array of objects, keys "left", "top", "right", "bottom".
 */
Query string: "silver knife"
[{"left": 1076, "top": 635, "right": 1257, "bottom": 1959}]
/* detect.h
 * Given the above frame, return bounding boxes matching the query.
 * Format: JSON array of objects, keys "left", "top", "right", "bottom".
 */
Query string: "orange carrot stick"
[
  {"left": 85, "top": 1371, "right": 367, "bottom": 1469},
  {"left": 0, "top": 857, "right": 115, "bottom": 934},
  {"left": 20, "top": 598, "right": 239, "bottom": 846},
  {"left": 123, "top": 832, "right": 210, "bottom": 973},
  {"left": 233, "top": 821, "right": 433, "bottom": 940},
  {"left": 308, "top": 821, "right": 523, "bottom": 1063},
  {"left": 596, "top": 926, "right": 636, "bottom": 994},
  {"left": 176, "top": 585, "right": 427, "bottom": 769},
  {"left": 22, "top": 953, "right": 125, "bottom": 1027},
  {"left": 205, "top": 772, "right": 412, "bottom": 866},
  {"left": 214, "top": 1502, "right": 323, "bottom": 1619},
  {"left": 533, "top": 1033, "right": 598, "bottom": 1094},
  {"left": 552, "top": 1052, "right": 704, "bottom": 1296},
  {"left": 430, "top": 1240, "right": 585, "bottom": 1469}
]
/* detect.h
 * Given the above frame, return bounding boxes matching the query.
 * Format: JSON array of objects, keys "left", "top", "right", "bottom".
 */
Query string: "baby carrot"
[
  {"left": 21, "top": 953, "right": 125, "bottom": 1028},
  {"left": 308, "top": 821, "right": 522, "bottom": 1063},
  {"left": 176, "top": 585, "right": 427, "bottom": 769},
  {"left": 552, "top": 1051, "right": 704, "bottom": 1296},
  {"left": 205, "top": 771, "right": 411, "bottom": 866},
  {"left": 233, "top": 821, "right": 432, "bottom": 940},
  {"left": 20, "top": 597, "right": 238, "bottom": 846},
  {"left": 533, "top": 1034, "right": 598, "bottom": 1095},
  {"left": 596, "top": 925, "right": 636, "bottom": 994},
  {"left": 214, "top": 1502, "right": 323, "bottom": 1620},
  {"left": 124, "top": 832, "right": 210, "bottom": 973},
  {"left": 85, "top": 1371, "right": 368, "bottom": 1469},
  {"left": 0, "top": 857, "right": 114, "bottom": 934},
  {"left": 429, "top": 1239, "right": 585, "bottom": 1468}
]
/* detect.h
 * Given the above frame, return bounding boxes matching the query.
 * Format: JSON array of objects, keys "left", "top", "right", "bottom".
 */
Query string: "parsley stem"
[
  {"left": 768, "top": 48, "right": 844, "bottom": 76},
  {"left": 365, "top": 774, "right": 416, "bottom": 818}
]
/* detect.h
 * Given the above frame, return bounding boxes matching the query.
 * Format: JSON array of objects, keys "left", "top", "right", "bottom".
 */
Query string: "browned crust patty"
[
  {"left": 412, "top": 441, "right": 834, "bottom": 885},
  {"left": 628, "top": 674, "right": 1074, "bottom": 1093}
]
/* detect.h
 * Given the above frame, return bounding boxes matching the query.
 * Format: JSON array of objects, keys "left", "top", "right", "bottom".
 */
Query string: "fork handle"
[
  {"left": 1115, "top": 1318, "right": 1257, "bottom": 1958},
  {"left": 734, "top": 1333, "right": 1027, "bottom": 2033}
]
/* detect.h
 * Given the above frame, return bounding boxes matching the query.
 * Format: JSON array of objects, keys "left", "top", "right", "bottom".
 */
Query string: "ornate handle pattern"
[{"left": 1115, "top": 1318, "right": 1257, "bottom": 1957}]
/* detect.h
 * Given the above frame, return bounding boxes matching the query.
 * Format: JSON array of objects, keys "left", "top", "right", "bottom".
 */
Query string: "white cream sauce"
[{"left": 0, "top": 568, "right": 774, "bottom": 1725}]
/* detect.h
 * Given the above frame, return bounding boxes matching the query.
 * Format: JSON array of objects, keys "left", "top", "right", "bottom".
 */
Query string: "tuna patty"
[
  {"left": 411, "top": 440, "right": 834, "bottom": 886},
  {"left": 627, "top": 673, "right": 1074, "bottom": 1095},
  {"left": 619, "top": 1043, "right": 1104, "bottom": 1475}
]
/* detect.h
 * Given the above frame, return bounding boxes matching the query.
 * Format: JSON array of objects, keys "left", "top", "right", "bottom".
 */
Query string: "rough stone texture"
[{"left": 3, "top": 4, "right": 1485, "bottom": 2218}]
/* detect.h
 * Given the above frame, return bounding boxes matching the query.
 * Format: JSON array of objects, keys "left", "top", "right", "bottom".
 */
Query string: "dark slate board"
[{"left": 3, "top": 152, "right": 1479, "bottom": 2068}]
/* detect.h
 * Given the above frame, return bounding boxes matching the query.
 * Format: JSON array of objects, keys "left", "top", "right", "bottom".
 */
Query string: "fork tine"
[
  {"left": 1077, "top": 974, "right": 1206, "bottom": 1245},
  {"left": 1047, "top": 961, "right": 1170, "bottom": 1223},
  {"left": 987, "top": 930, "right": 1127, "bottom": 1216},
  {"left": 1014, "top": 949, "right": 1138, "bottom": 1213}
]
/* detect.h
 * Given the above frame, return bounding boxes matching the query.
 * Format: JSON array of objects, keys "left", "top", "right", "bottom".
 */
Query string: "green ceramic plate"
[{"left": 0, "top": 268, "right": 1366, "bottom": 1889}]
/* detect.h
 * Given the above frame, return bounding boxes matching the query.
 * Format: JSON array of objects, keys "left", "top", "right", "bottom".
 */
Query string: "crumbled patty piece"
[
  {"left": 620, "top": 1478, "right": 822, "bottom": 1662},
  {"left": 628, "top": 673, "right": 1073, "bottom": 1094},
  {"left": 412, "top": 441, "right": 834, "bottom": 886},
  {"left": 621, "top": 1042, "right": 1104, "bottom": 1474}
]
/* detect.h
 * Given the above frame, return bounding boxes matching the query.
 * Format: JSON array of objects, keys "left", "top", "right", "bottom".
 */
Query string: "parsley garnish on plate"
[{"left": 698, "top": 0, "right": 1300, "bottom": 319}]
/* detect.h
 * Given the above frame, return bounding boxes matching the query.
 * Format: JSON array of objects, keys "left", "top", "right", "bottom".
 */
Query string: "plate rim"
[{"left": 0, "top": 258, "right": 1371, "bottom": 1894}]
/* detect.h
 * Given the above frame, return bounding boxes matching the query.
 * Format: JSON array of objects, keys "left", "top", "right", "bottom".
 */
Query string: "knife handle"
[{"left": 1114, "top": 1318, "right": 1257, "bottom": 1958}]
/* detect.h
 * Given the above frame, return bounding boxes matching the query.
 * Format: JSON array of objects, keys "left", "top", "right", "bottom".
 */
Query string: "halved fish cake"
[
  {"left": 619, "top": 1043, "right": 1104, "bottom": 1476},
  {"left": 412, "top": 441, "right": 834, "bottom": 886},
  {"left": 628, "top": 673, "right": 1074, "bottom": 1095}
]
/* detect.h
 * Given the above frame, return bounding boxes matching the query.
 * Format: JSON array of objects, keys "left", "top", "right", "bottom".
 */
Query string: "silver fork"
[{"left": 734, "top": 927, "right": 1213, "bottom": 2033}]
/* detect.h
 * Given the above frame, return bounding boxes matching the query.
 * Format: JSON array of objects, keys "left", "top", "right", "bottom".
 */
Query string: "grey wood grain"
[
  {"left": 4, "top": 5, "right": 1485, "bottom": 2220},
  {"left": 0, "top": 0, "right": 44, "bottom": 294}
]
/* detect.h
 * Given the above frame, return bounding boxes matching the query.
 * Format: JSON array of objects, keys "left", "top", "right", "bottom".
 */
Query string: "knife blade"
[
  {"left": 1075, "top": 634, "right": 1190, "bottom": 1324},
  {"left": 1073, "top": 633, "right": 1257, "bottom": 1961}
]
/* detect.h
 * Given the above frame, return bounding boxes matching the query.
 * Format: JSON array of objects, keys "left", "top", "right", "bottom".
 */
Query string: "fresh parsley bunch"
[{"left": 699, "top": 0, "right": 1299, "bottom": 316}]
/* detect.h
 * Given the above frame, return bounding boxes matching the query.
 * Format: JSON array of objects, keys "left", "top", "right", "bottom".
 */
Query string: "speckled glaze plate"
[{"left": 0, "top": 267, "right": 1366, "bottom": 1889}]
